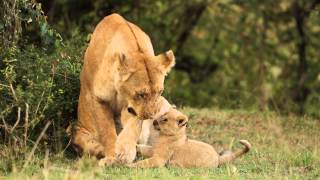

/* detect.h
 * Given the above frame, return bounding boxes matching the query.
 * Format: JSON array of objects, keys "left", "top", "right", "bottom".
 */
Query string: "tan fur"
[
  {"left": 130, "top": 108, "right": 252, "bottom": 168},
  {"left": 72, "top": 13, "right": 175, "bottom": 166},
  {"left": 100, "top": 108, "right": 142, "bottom": 166},
  {"left": 112, "top": 96, "right": 170, "bottom": 165},
  {"left": 138, "top": 97, "right": 171, "bottom": 145}
]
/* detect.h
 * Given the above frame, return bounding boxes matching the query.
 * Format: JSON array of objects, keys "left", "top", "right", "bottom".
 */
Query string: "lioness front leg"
[
  {"left": 137, "top": 144, "right": 153, "bottom": 158},
  {"left": 115, "top": 111, "right": 143, "bottom": 164}
]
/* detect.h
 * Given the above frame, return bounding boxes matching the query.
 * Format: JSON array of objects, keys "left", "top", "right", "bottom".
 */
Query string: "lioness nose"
[{"left": 143, "top": 112, "right": 153, "bottom": 119}]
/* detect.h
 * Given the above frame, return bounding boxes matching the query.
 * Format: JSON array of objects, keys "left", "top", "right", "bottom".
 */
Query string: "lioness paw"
[
  {"left": 115, "top": 144, "right": 137, "bottom": 164},
  {"left": 98, "top": 156, "right": 116, "bottom": 167}
]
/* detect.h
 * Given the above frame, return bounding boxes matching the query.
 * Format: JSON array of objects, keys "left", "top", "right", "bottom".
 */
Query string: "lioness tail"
[{"left": 218, "top": 140, "right": 251, "bottom": 166}]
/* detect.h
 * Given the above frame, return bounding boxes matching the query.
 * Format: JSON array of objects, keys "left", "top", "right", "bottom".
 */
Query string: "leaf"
[
  {"left": 27, "top": 18, "right": 32, "bottom": 23},
  {"left": 270, "top": 66, "right": 282, "bottom": 81}
]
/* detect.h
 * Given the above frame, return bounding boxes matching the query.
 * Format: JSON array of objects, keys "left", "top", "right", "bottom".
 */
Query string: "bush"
[{"left": 0, "top": 1, "right": 84, "bottom": 153}]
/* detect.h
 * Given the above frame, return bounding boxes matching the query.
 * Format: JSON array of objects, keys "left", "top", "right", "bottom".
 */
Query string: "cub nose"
[
  {"left": 153, "top": 120, "right": 160, "bottom": 131},
  {"left": 177, "top": 119, "right": 188, "bottom": 127}
]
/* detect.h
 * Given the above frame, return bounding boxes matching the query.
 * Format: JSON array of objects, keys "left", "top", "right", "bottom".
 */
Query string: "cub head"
[
  {"left": 115, "top": 50, "right": 175, "bottom": 119},
  {"left": 153, "top": 108, "right": 188, "bottom": 136}
]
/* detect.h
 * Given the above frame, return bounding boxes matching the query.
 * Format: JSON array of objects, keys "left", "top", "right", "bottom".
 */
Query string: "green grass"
[{"left": 1, "top": 108, "right": 320, "bottom": 179}]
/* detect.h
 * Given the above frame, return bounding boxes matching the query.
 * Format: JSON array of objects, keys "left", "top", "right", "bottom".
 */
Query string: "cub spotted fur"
[{"left": 130, "top": 108, "right": 252, "bottom": 168}]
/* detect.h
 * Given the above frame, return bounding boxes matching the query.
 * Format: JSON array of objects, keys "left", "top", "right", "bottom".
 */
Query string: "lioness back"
[
  {"left": 85, "top": 13, "right": 154, "bottom": 66},
  {"left": 82, "top": 13, "right": 154, "bottom": 93}
]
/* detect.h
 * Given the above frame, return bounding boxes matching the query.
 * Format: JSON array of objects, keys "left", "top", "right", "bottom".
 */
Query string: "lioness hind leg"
[
  {"left": 77, "top": 89, "right": 118, "bottom": 163},
  {"left": 89, "top": 97, "right": 117, "bottom": 161},
  {"left": 72, "top": 129, "right": 105, "bottom": 159}
]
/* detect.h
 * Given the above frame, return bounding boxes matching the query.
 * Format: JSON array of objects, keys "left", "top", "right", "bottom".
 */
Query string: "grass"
[{"left": 1, "top": 108, "right": 320, "bottom": 179}]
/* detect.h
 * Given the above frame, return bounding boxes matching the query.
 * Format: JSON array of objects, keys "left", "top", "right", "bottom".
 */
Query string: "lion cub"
[{"left": 130, "top": 108, "right": 252, "bottom": 168}]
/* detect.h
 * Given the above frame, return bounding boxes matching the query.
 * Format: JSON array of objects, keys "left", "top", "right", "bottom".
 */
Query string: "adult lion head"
[{"left": 114, "top": 50, "right": 175, "bottom": 119}]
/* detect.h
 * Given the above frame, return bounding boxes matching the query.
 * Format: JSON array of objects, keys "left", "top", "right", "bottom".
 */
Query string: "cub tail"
[{"left": 218, "top": 140, "right": 251, "bottom": 166}]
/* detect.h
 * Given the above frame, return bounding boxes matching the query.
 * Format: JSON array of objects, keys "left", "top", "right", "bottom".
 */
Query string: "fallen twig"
[
  {"left": 11, "top": 107, "right": 21, "bottom": 133},
  {"left": 0, "top": 83, "right": 10, "bottom": 88},
  {"left": 1, "top": 116, "right": 8, "bottom": 130},
  {"left": 34, "top": 91, "right": 45, "bottom": 118},
  {"left": 24, "top": 103, "right": 29, "bottom": 147},
  {"left": 9, "top": 82, "right": 18, "bottom": 102},
  {"left": 23, "top": 121, "right": 51, "bottom": 169},
  {"left": 44, "top": 148, "right": 49, "bottom": 169}
]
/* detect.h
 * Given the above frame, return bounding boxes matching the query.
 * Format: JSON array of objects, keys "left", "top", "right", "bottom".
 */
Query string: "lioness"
[
  {"left": 72, "top": 13, "right": 175, "bottom": 165},
  {"left": 130, "top": 108, "right": 252, "bottom": 168}
]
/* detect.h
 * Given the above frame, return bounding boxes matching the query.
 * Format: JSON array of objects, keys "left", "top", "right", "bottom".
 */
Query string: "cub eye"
[
  {"left": 159, "top": 89, "right": 164, "bottom": 95},
  {"left": 160, "top": 118, "right": 168, "bottom": 123}
]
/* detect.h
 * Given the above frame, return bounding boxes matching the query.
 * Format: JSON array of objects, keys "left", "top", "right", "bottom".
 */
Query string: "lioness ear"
[
  {"left": 116, "top": 52, "right": 128, "bottom": 68},
  {"left": 115, "top": 52, "right": 133, "bottom": 81},
  {"left": 156, "top": 50, "right": 175, "bottom": 75}
]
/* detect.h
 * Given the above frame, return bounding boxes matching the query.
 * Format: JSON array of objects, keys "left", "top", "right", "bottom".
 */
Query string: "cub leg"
[
  {"left": 129, "top": 140, "right": 173, "bottom": 168},
  {"left": 137, "top": 144, "right": 153, "bottom": 158},
  {"left": 128, "top": 156, "right": 166, "bottom": 168}
]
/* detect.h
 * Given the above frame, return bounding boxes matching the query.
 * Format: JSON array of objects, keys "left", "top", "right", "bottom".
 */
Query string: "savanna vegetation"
[{"left": 1, "top": 0, "right": 320, "bottom": 179}]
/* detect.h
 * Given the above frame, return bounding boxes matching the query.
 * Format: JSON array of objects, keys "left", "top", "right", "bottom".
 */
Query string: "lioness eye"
[
  {"left": 159, "top": 89, "right": 164, "bottom": 94},
  {"left": 137, "top": 92, "right": 146, "bottom": 99},
  {"left": 127, "top": 107, "right": 137, "bottom": 116}
]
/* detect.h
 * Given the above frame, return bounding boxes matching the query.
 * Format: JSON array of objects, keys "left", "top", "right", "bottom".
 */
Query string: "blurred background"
[{"left": 1, "top": 0, "right": 320, "bottom": 151}]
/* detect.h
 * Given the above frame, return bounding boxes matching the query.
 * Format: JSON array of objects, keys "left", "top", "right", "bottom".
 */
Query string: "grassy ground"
[{"left": 1, "top": 108, "right": 320, "bottom": 179}]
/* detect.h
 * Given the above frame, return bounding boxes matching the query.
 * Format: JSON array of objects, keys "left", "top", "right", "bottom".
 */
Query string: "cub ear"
[
  {"left": 156, "top": 50, "right": 175, "bottom": 75},
  {"left": 115, "top": 52, "right": 133, "bottom": 81}
]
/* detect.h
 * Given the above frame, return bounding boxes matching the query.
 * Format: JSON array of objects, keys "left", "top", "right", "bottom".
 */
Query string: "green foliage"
[
  {"left": 0, "top": 42, "right": 84, "bottom": 146},
  {"left": 4, "top": 0, "right": 317, "bottom": 115},
  {"left": 0, "top": 0, "right": 84, "bottom": 152}
]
